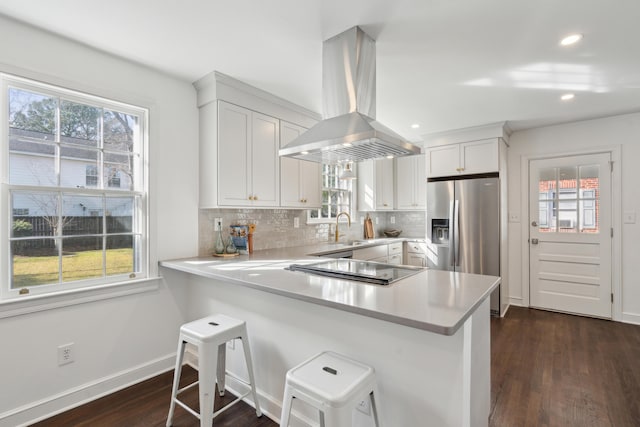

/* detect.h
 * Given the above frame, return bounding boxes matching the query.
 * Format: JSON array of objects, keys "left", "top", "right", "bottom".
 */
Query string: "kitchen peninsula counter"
[
  {"left": 160, "top": 243, "right": 499, "bottom": 336},
  {"left": 160, "top": 242, "right": 498, "bottom": 426}
]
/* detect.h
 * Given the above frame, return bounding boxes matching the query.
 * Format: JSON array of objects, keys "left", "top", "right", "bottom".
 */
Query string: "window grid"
[
  {"left": 4, "top": 75, "right": 147, "bottom": 298},
  {"left": 308, "top": 164, "right": 353, "bottom": 222}
]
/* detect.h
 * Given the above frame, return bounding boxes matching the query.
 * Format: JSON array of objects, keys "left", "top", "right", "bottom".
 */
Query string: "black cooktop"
[{"left": 287, "top": 259, "right": 425, "bottom": 285}]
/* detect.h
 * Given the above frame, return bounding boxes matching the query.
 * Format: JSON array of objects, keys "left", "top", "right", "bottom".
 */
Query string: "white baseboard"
[
  {"left": 0, "top": 354, "right": 175, "bottom": 427},
  {"left": 622, "top": 311, "right": 640, "bottom": 326},
  {"left": 508, "top": 297, "right": 524, "bottom": 307}
]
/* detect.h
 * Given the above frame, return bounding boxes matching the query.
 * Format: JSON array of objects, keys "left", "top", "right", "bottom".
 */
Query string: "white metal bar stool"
[
  {"left": 166, "top": 314, "right": 262, "bottom": 427},
  {"left": 280, "top": 351, "right": 382, "bottom": 426}
]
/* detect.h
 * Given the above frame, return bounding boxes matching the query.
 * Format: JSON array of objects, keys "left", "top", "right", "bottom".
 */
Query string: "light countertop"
[{"left": 160, "top": 241, "right": 499, "bottom": 336}]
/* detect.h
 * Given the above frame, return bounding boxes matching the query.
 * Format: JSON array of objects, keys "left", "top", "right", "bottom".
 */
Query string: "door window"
[{"left": 537, "top": 164, "right": 600, "bottom": 233}]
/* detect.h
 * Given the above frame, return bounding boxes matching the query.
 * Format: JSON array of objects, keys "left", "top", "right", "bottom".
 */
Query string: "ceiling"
[{"left": 2, "top": 0, "right": 639, "bottom": 141}]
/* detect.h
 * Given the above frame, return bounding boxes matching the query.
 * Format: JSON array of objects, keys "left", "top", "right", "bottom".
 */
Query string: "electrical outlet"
[
  {"left": 390, "top": 216, "right": 396, "bottom": 224},
  {"left": 214, "top": 218, "right": 222, "bottom": 231},
  {"left": 58, "top": 343, "right": 74, "bottom": 366},
  {"left": 294, "top": 217, "right": 300, "bottom": 228},
  {"left": 356, "top": 398, "right": 371, "bottom": 415},
  {"left": 509, "top": 212, "right": 520, "bottom": 223},
  {"left": 375, "top": 217, "right": 379, "bottom": 225},
  {"left": 227, "top": 339, "right": 235, "bottom": 350}
]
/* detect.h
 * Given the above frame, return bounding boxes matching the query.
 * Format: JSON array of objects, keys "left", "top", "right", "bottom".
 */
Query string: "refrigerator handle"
[
  {"left": 449, "top": 200, "right": 455, "bottom": 267},
  {"left": 453, "top": 199, "right": 460, "bottom": 267}
]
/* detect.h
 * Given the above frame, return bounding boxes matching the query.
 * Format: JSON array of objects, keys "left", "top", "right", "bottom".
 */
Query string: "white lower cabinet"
[
  {"left": 280, "top": 121, "right": 321, "bottom": 208},
  {"left": 353, "top": 242, "right": 403, "bottom": 264},
  {"left": 352, "top": 245, "right": 388, "bottom": 262},
  {"left": 217, "top": 101, "right": 280, "bottom": 207},
  {"left": 404, "top": 241, "right": 428, "bottom": 267}
]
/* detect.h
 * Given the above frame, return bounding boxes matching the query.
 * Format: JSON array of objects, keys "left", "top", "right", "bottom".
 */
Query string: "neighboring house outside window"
[
  {"left": 308, "top": 163, "right": 353, "bottom": 223},
  {"left": 86, "top": 165, "right": 98, "bottom": 187},
  {"left": 2, "top": 74, "right": 148, "bottom": 300}
]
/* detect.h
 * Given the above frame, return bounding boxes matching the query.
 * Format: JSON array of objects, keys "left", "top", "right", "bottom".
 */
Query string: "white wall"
[
  {"left": 0, "top": 15, "right": 198, "bottom": 425},
  {"left": 507, "top": 113, "right": 640, "bottom": 324}
]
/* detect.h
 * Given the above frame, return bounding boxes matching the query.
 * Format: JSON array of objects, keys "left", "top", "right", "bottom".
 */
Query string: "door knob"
[
  {"left": 531, "top": 238, "right": 539, "bottom": 245},
  {"left": 531, "top": 221, "right": 538, "bottom": 227}
]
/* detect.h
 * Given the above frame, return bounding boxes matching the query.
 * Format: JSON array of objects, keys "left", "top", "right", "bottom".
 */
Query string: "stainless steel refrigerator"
[{"left": 426, "top": 173, "right": 501, "bottom": 314}]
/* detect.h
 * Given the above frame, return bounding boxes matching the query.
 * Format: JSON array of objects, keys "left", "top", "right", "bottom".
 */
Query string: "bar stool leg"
[
  {"left": 324, "top": 406, "right": 351, "bottom": 426},
  {"left": 279, "top": 384, "right": 293, "bottom": 427},
  {"left": 198, "top": 343, "right": 218, "bottom": 427},
  {"left": 216, "top": 343, "right": 226, "bottom": 396},
  {"left": 370, "top": 385, "right": 382, "bottom": 427},
  {"left": 166, "top": 339, "right": 186, "bottom": 427},
  {"left": 240, "top": 331, "right": 262, "bottom": 416}
]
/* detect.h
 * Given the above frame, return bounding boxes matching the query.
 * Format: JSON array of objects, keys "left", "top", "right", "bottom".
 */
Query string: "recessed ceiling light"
[
  {"left": 300, "top": 151, "right": 309, "bottom": 155},
  {"left": 386, "top": 155, "right": 394, "bottom": 159},
  {"left": 411, "top": 123, "right": 420, "bottom": 129},
  {"left": 560, "top": 33, "right": 583, "bottom": 46},
  {"left": 342, "top": 142, "right": 352, "bottom": 147},
  {"left": 561, "top": 93, "right": 575, "bottom": 101}
]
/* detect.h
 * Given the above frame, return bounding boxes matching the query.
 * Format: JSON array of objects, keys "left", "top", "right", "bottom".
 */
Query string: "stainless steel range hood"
[{"left": 279, "top": 26, "right": 422, "bottom": 163}]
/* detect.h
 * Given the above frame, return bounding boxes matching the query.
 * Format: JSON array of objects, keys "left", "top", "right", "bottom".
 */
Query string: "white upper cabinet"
[
  {"left": 358, "top": 158, "right": 394, "bottom": 211},
  {"left": 280, "top": 121, "right": 321, "bottom": 208},
  {"left": 395, "top": 154, "right": 426, "bottom": 210},
  {"left": 218, "top": 101, "right": 280, "bottom": 207},
  {"left": 426, "top": 139, "right": 499, "bottom": 178},
  {"left": 195, "top": 72, "right": 321, "bottom": 208}
]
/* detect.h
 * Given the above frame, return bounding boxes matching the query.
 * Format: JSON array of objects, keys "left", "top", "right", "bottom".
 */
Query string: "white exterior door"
[{"left": 529, "top": 153, "right": 612, "bottom": 318}]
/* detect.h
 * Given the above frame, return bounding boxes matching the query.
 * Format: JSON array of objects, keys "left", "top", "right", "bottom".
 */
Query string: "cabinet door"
[
  {"left": 395, "top": 156, "right": 415, "bottom": 209},
  {"left": 375, "top": 158, "right": 394, "bottom": 210},
  {"left": 460, "top": 139, "right": 499, "bottom": 174},
  {"left": 427, "top": 144, "right": 460, "bottom": 177},
  {"left": 414, "top": 154, "right": 427, "bottom": 209},
  {"left": 251, "top": 112, "right": 280, "bottom": 206},
  {"left": 357, "top": 160, "right": 375, "bottom": 211},
  {"left": 300, "top": 160, "right": 321, "bottom": 207},
  {"left": 396, "top": 155, "right": 426, "bottom": 210},
  {"left": 406, "top": 253, "right": 427, "bottom": 267},
  {"left": 218, "top": 101, "right": 252, "bottom": 206},
  {"left": 280, "top": 121, "right": 306, "bottom": 207}
]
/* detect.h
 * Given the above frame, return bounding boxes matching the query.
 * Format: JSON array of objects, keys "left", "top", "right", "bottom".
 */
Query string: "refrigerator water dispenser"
[{"left": 431, "top": 219, "right": 449, "bottom": 243}]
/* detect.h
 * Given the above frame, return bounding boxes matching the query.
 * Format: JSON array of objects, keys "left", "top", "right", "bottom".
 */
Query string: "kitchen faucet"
[{"left": 335, "top": 211, "right": 351, "bottom": 242}]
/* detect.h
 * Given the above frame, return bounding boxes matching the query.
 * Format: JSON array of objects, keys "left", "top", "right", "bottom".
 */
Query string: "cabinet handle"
[
  {"left": 254, "top": 195, "right": 258, "bottom": 200},
  {"left": 383, "top": 203, "right": 388, "bottom": 207},
  {"left": 248, "top": 196, "right": 253, "bottom": 200}
]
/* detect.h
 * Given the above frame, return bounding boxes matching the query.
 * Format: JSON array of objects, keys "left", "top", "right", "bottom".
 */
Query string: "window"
[
  {"left": 86, "top": 165, "right": 98, "bottom": 187},
  {"left": 2, "top": 75, "right": 148, "bottom": 299},
  {"left": 537, "top": 165, "right": 599, "bottom": 233},
  {"left": 308, "top": 163, "right": 353, "bottom": 222},
  {"left": 107, "top": 168, "right": 121, "bottom": 188}
]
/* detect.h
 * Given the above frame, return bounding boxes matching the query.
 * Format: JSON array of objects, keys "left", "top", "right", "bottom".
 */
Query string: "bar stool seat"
[
  {"left": 280, "top": 351, "right": 382, "bottom": 426},
  {"left": 166, "top": 314, "right": 262, "bottom": 427}
]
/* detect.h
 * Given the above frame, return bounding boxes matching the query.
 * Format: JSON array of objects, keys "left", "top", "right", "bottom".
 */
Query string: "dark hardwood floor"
[
  {"left": 490, "top": 306, "right": 640, "bottom": 427},
  {"left": 31, "top": 365, "right": 276, "bottom": 427},
  {"left": 31, "top": 306, "right": 640, "bottom": 426}
]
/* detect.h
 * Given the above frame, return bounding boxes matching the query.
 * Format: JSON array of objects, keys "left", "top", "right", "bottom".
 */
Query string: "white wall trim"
[
  {"left": 621, "top": 311, "right": 640, "bottom": 326},
  {"left": 0, "top": 278, "right": 160, "bottom": 319},
  {"left": 509, "top": 296, "right": 524, "bottom": 307},
  {"left": 0, "top": 353, "right": 175, "bottom": 427},
  {"left": 518, "top": 145, "right": 622, "bottom": 321}
]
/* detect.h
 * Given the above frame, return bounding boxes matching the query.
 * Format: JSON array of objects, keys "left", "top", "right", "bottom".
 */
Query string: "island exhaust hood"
[{"left": 279, "top": 26, "right": 422, "bottom": 163}]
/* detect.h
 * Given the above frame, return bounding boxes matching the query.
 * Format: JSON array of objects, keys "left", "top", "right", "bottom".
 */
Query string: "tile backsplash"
[{"left": 199, "top": 208, "right": 426, "bottom": 256}]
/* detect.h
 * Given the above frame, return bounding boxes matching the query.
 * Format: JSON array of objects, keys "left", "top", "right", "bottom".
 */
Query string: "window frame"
[
  {"left": 307, "top": 163, "right": 354, "bottom": 224},
  {"left": 1, "top": 73, "right": 150, "bottom": 301}
]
